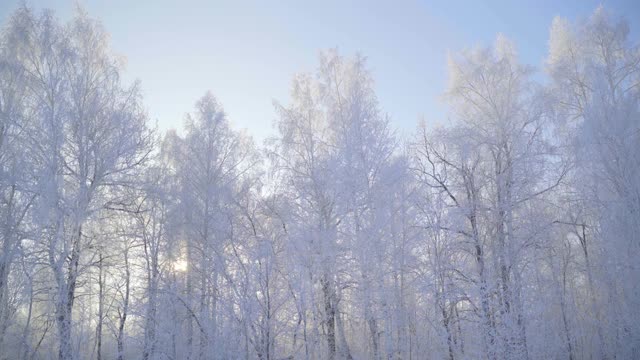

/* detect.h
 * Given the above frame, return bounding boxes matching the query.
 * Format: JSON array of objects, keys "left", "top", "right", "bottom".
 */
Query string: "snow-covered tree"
[
  {"left": 0, "top": 4, "right": 636, "bottom": 360},
  {"left": 548, "top": 7, "right": 640, "bottom": 358}
]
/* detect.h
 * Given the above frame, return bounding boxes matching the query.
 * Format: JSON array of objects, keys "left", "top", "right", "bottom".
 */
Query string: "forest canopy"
[{"left": 0, "top": 4, "right": 639, "bottom": 360}]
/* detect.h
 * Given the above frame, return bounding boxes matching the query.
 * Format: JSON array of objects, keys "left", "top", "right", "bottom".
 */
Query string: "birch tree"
[
  {"left": 548, "top": 7, "right": 640, "bottom": 358},
  {"left": 10, "top": 8, "right": 153, "bottom": 359}
]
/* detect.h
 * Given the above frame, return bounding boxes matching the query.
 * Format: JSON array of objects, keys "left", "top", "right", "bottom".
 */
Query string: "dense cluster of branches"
[{"left": 0, "top": 5, "right": 639, "bottom": 360}]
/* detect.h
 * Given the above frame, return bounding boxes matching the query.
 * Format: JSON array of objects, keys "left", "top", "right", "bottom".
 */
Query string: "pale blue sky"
[{"left": 1, "top": 0, "right": 638, "bottom": 143}]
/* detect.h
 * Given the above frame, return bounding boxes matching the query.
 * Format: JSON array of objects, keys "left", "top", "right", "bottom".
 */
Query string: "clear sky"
[{"left": 1, "top": 0, "right": 639, "bottom": 143}]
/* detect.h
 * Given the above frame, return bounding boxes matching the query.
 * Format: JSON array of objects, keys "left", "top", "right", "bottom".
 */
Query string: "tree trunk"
[
  {"left": 322, "top": 275, "right": 336, "bottom": 360},
  {"left": 56, "top": 225, "right": 82, "bottom": 360},
  {"left": 117, "top": 248, "right": 130, "bottom": 360},
  {"left": 96, "top": 252, "right": 104, "bottom": 360}
]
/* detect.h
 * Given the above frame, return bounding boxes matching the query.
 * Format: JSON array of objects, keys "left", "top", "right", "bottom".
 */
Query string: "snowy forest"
[{"left": 0, "top": 4, "right": 639, "bottom": 360}]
